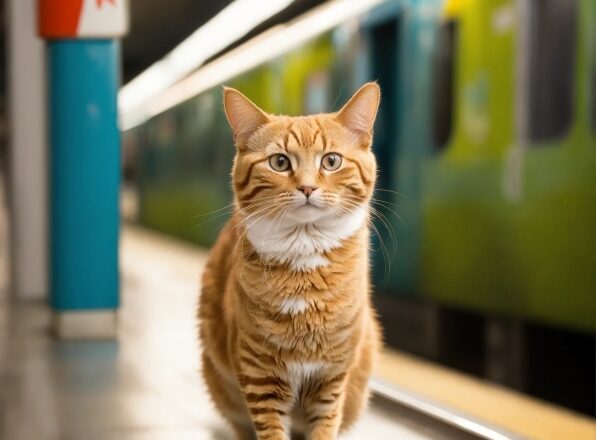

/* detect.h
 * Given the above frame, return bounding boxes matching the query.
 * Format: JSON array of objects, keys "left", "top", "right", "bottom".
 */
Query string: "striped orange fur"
[{"left": 199, "top": 83, "right": 382, "bottom": 440}]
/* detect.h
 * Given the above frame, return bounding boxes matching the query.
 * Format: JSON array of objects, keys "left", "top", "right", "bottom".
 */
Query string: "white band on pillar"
[{"left": 53, "top": 310, "right": 117, "bottom": 339}]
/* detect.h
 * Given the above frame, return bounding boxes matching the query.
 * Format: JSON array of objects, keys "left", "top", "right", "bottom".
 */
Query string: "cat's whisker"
[
  {"left": 193, "top": 194, "right": 285, "bottom": 220},
  {"left": 341, "top": 194, "right": 405, "bottom": 236},
  {"left": 193, "top": 196, "right": 291, "bottom": 230},
  {"left": 369, "top": 200, "right": 407, "bottom": 230},
  {"left": 374, "top": 187, "right": 407, "bottom": 198},
  {"left": 237, "top": 202, "right": 279, "bottom": 227},
  {"left": 368, "top": 206, "right": 398, "bottom": 249},
  {"left": 370, "top": 219, "right": 392, "bottom": 285},
  {"left": 340, "top": 199, "right": 396, "bottom": 278},
  {"left": 339, "top": 201, "right": 393, "bottom": 282},
  {"left": 192, "top": 202, "right": 236, "bottom": 219},
  {"left": 238, "top": 195, "right": 294, "bottom": 214}
]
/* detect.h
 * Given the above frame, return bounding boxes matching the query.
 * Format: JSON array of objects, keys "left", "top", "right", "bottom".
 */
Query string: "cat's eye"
[
  {"left": 269, "top": 154, "right": 291, "bottom": 172},
  {"left": 321, "top": 153, "right": 342, "bottom": 171}
]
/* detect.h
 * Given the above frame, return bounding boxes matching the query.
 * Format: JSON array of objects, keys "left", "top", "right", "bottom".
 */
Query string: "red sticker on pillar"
[{"left": 39, "top": 0, "right": 129, "bottom": 39}]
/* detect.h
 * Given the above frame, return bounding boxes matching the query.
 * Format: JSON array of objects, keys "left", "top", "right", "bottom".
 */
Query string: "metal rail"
[{"left": 370, "top": 378, "right": 528, "bottom": 440}]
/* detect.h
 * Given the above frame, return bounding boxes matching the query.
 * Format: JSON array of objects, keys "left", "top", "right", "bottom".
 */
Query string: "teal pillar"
[{"left": 48, "top": 40, "right": 120, "bottom": 338}]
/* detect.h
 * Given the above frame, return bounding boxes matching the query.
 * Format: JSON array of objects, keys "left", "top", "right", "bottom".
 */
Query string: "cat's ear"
[
  {"left": 223, "top": 87, "right": 270, "bottom": 148},
  {"left": 335, "top": 82, "right": 380, "bottom": 144}
]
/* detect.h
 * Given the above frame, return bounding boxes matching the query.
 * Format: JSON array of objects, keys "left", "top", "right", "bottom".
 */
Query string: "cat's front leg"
[
  {"left": 304, "top": 372, "right": 347, "bottom": 440},
  {"left": 237, "top": 355, "right": 294, "bottom": 440}
]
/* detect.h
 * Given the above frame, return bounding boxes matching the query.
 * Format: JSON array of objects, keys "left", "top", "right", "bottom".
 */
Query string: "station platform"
[
  {"left": 1, "top": 179, "right": 594, "bottom": 439},
  {"left": 0, "top": 181, "right": 473, "bottom": 440}
]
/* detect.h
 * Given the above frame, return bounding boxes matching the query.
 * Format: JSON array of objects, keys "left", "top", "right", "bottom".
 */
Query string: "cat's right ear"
[{"left": 223, "top": 87, "right": 270, "bottom": 149}]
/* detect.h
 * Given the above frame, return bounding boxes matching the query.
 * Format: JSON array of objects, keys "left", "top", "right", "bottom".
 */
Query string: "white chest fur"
[
  {"left": 245, "top": 207, "right": 366, "bottom": 272},
  {"left": 279, "top": 297, "right": 310, "bottom": 315}
]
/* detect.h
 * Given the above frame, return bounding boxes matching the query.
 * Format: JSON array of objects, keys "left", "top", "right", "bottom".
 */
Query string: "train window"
[
  {"left": 432, "top": 21, "right": 457, "bottom": 151},
  {"left": 528, "top": 0, "right": 577, "bottom": 142}
]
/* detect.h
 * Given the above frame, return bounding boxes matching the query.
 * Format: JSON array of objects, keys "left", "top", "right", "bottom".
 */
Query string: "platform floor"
[{"left": 0, "top": 181, "right": 469, "bottom": 439}]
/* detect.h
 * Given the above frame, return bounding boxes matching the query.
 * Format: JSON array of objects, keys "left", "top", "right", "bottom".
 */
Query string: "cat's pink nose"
[{"left": 298, "top": 186, "right": 317, "bottom": 197}]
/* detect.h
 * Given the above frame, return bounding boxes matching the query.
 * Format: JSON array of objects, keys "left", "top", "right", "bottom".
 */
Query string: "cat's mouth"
[{"left": 288, "top": 201, "right": 329, "bottom": 223}]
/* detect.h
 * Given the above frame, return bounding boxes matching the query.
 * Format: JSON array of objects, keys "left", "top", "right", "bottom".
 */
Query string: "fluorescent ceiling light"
[
  {"left": 119, "top": 0, "right": 294, "bottom": 115},
  {"left": 120, "top": 0, "right": 384, "bottom": 130}
]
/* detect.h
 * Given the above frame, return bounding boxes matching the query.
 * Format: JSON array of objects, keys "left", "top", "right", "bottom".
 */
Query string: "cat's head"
[{"left": 223, "top": 83, "right": 379, "bottom": 226}]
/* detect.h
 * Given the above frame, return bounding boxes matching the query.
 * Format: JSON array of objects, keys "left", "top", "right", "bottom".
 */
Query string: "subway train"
[{"left": 122, "top": 0, "right": 595, "bottom": 414}]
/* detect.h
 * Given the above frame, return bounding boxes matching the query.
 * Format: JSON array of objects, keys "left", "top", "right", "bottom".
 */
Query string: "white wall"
[{"left": 6, "top": 0, "right": 48, "bottom": 300}]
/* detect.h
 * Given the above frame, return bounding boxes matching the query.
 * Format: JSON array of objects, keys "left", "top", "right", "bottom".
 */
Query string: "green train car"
[{"left": 123, "top": 0, "right": 595, "bottom": 414}]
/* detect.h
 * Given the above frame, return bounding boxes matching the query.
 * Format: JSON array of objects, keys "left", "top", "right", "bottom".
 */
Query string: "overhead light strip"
[
  {"left": 120, "top": 0, "right": 384, "bottom": 130},
  {"left": 119, "top": 0, "right": 295, "bottom": 116}
]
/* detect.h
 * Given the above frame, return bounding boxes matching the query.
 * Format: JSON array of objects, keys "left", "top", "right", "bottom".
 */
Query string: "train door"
[
  {"left": 366, "top": 2, "right": 450, "bottom": 359},
  {"left": 370, "top": 18, "right": 398, "bottom": 195},
  {"left": 367, "top": 15, "right": 399, "bottom": 284}
]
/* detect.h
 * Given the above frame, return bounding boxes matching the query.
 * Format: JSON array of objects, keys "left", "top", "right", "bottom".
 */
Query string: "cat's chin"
[{"left": 286, "top": 205, "right": 330, "bottom": 223}]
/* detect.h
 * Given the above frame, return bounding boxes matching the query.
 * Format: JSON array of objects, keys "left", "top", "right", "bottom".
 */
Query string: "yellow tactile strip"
[{"left": 376, "top": 350, "right": 596, "bottom": 440}]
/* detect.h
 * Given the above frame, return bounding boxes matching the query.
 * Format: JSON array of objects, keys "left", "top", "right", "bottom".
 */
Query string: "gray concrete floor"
[{"left": 0, "top": 182, "right": 462, "bottom": 440}]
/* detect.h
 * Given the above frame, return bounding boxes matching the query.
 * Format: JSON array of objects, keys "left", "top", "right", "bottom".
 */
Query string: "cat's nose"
[{"left": 298, "top": 186, "right": 317, "bottom": 198}]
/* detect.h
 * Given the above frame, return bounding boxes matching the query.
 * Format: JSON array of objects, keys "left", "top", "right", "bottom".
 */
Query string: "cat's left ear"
[{"left": 335, "top": 82, "right": 380, "bottom": 145}]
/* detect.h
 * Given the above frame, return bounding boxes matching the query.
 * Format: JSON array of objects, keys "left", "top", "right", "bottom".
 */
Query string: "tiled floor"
[{"left": 0, "top": 182, "right": 463, "bottom": 439}]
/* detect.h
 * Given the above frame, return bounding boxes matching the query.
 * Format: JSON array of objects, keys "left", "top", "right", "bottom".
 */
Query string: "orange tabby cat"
[{"left": 199, "top": 83, "right": 382, "bottom": 440}]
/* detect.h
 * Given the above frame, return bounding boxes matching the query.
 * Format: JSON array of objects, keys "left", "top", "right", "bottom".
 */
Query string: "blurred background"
[{"left": 0, "top": 0, "right": 594, "bottom": 439}]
